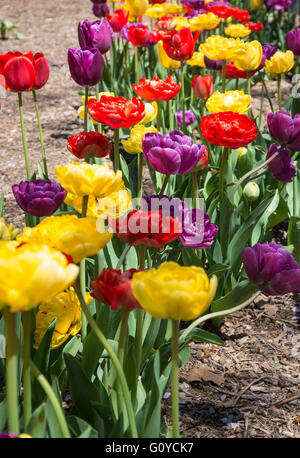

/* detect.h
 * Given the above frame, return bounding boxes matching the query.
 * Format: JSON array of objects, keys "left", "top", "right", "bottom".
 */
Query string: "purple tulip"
[
  {"left": 0, "top": 432, "right": 19, "bottom": 438},
  {"left": 257, "top": 44, "right": 278, "bottom": 70},
  {"left": 120, "top": 23, "right": 139, "bottom": 41},
  {"left": 242, "top": 242, "right": 300, "bottom": 296},
  {"left": 142, "top": 130, "right": 206, "bottom": 175},
  {"left": 176, "top": 110, "right": 196, "bottom": 127},
  {"left": 12, "top": 180, "right": 67, "bottom": 217},
  {"left": 92, "top": 2, "right": 109, "bottom": 18},
  {"left": 78, "top": 19, "right": 114, "bottom": 54},
  {"left": 266, "top": 144, "right": 296, "bottom": 183},
  {"left": 286, "top": 28, "right": 300, "bottom": 57},
  {"left": 204, "top": 56, "right": 223, "bottom": 71},
  {"left": 267, "top": 111, "right": 300, "bottom": 152},
  {"left": 140, "top": 195, "right": 218, "bottom": 249},
  {"left": 182, "top": 0, "right": 205, "bottom": 8},
  {"left": 68, "top": 47, "right": 104, "bottom": 87},
  {"left": 264, "top": 0, "right": 292, "bottom": 9}
]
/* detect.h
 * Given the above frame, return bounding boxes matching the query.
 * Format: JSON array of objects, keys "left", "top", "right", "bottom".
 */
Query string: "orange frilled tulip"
[{"left": 132, "top": 75, "right": 181, "bottom": 101}]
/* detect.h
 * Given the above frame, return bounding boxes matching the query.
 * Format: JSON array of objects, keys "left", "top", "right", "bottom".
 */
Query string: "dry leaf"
[{"left": 186, "top": 363, "right": 225, "bottom": 386}]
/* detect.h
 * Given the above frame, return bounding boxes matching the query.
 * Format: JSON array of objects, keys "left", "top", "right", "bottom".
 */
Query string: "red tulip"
[
  {"left": 106, "top": 8, "right": 129, "bottom": 33},
  {"left": 221, "top": 62, "right": 256, "bottom": 79},
  {"left": 242, "top": 21, "right": 263, "bottom": 32},
  {"left": 191, "top": 74, "right": 213, "bottom": 99},
  {"left": 67, "top": 131, "right": 111, "bottom": 160},
  {"left": 0, "top": 51, "right": 49, "bottom": 92},
  {"left": 162, "top": 27, "right": 200, "bottom": 61},
  {"left": 207, "top": 5, "right": 233, "bottom": 18},
  {"left": 88, "top": 95, "right": 145, "bottom": 129},
  {"left": 91, "top": 268, "right": 141, "bottom": 311},
  {"left": 155, "top": 14, "right": 181, "bottom": 31},
  {"left": 231, "top": 7, "right": 251, "bottom": 21},
  {"left": 132, "top": 75, "right": 181, "bottom": 102},
  {"left": 127, "top": 24, "right": 154, "bottom": 47}
]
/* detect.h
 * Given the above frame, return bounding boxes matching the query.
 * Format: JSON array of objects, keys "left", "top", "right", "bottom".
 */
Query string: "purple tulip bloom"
[
  {"left": 267, "top": 144, "right": 296, "bottom": 183},
  {"left": 141, "top": 194, "right": 218, "bottom": 249},
  {"left": 204, "top": 56, "right": 223, "bottom": 71},
  {"left": 12, "top": 180, "right": 67, "bottom": 217},
  {"left": 242, "top": 242, "right": 300, "bottom": 296},
  {"left": 68, "top": 47, "right": 104, "bottom": 87},
  {"left": 92, "top": 2, "right": 109, "bottom": 18},
  {"left": 257, "top": 44, "right": 278, "bottom": 70},
  {"left": 267, "top": 111, "right": 300, "bottom": 152},
  {"left": 264, "top": 0, "right": 292, "bottom": 9},
  {"left": 182, "top": 0, "right": 205, "bottom": 8},
  {"left": 78, "top": 19, "right": 114, "bottom": 54},
  {"left": 142, "top": 130, "right": 206, "bottom": 175},
  {"left": 0, "top": 432, "right": 19, "bottom": 438},
  {"left": 176, "top": 110, "right": 196, "bottom": 127},
  {"left": 286, "top": 28, "right": 300, "bottom": 57}
]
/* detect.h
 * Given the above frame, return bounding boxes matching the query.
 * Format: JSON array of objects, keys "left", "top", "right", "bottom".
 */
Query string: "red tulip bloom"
[
  {"left": 242, "top": 21, "right": 263, "bottom": 32},
  {"left": 151, "top": 0, "right": 167, "bottom": 3},
  {"left": 221, "top": 62, "right": 256, "bottom": 79},
  {"left": 0, "top": 51, "right": 49, "bottom": 92},
  {"left": 191, "top": 74, "right": 213, "bottom": 99},
  {"left": 67, "top": 131, "right": 111, "bottom": 160},
  {"left": 231, "top": 7, "right": 251, "bottom": 21},
  {"left": 106, "top": 8, "right": 129, "bottom": 33},
  {"left": 127, "top": 24, "right": 155, "bottom": 47},
  {"left": 201, "top": 112, "right": 258, "bottom": 149},
  {"left": 91, "top": 268, "right": 141, "bottom": 311},
  {"left": 109, "top": 210, "right": 182, "bottom": 248},
  {"left": 132, "top": 75, "right": 181, "bottom": 102},
  {"left": 207, "top": 5, "right": 233, "bottom": 18},
  {"left": 155, "top": 14, "right": 181, "bottom": 30},
  {"left": 88, "top": 95, "right": 145, "bottom": 129},
  {"left": 162, "top": 27, "right": 200, "bottom": 61}
]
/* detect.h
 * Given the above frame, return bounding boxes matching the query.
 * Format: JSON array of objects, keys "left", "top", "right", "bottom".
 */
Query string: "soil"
[{"left": 0, "top": 0, "right": 299, "bottom": 439}]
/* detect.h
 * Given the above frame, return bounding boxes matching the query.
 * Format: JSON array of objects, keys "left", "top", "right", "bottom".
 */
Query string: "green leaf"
[
  {"left": 26, "top": 403, "right": 46, "bottom": 438},
  {"left": 67, "top": 416, "right": 98, "bottom": 438},
  {"left": 141, "top": 352, "right": 161, "bottom": 438},
  {"left": 182, "top": 328, "right": 225, "bottom": 346},
  {"left": 46, "top": 378, "right": 65, "bottom": 438},
  {"left": 0, "top": 398, "right": 7, "bottom": 431},
  {"left": 207, "top": 263, "right": 230, "bottom": 277},
  {"left": 0, "top": 194, "right": 4, "bottom": 218},
  {"left": 288, "top": 217, "right": 300, "bottom": 264}
]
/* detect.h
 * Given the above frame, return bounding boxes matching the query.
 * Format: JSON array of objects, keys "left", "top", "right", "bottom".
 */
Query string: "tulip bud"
[
  {"left": 0, "top": 218, "right": 19, "bottom": 241},
  {"left": 191, "top": 75, "right": 213, "bottom": 99},
  {"left": 238, "top": 147, "right": 247, "bottom": 158},
  {"left": 243, "top": 182, "right": 260, "bottom": 201}
]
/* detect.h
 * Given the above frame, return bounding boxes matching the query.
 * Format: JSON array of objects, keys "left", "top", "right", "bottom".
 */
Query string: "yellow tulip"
[
  {"left": 0, "top": 218, "right": 19, "bottom": 241},
  {"left": 55, "top": 162, "right": 124, "bottom": 198},
  {"left": 189, "top": 13, "right": 221, "bottom": 32},
  {"left": 187, "top": 52, "right": 205, "bottom": 68},
  {"left": 250, "top": 0, "right": 262, "bottom": 9},
  {"left": 164, "top": 3, "right": 183, "bottom": 14},
  {"left": 171, "top": 16, "right": 190, "bottom": 31},
  {"left": 145, "top": 4, "right": 167, "bottom": 19},
  {"left": 225, "top": 24, "right": 251, "bottom": 38},
  {"left": 78, "top": 93, "right": 115, "bottom": 125},
  {"left": 34, "top": 288, "right": 92, "bottom": 349},
  {"left": 157, "top": 41, "right": 181, "bottom": 70},
  {"left": 124, "top": 0, "right": 149, "bottom": 17},
  {"left": 234, "top": 40, "right": 262, "bottom": 71},
  {"left": 199, "top": 35, "right": 246, "bottom": 61},
  {"left": 206, "top": 90, "right": 251, "bottom": 114},
  {"left": 131, "top": 262, "right": 217, "bottom": 321},
  {"left": 0, "top": 242, "right": 79, "bottom": 312},
  {"left": 139, "top": 102, "right": 158, "bottom": 125},
  {"left": 122, "top": 124, "right": 158, "bottom": 154},
  {"left": 264, "top": 50, "right": 294, "bottom": 74},
  {"left": 238, "top": 147, "right": 247, "bottom": 158},
  {"left": 17, "top": 215, "right": 113, "bottom": 264}
]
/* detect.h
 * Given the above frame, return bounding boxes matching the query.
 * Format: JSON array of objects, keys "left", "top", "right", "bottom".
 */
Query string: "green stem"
[
  {"left": 277, "top": 74, "right": 282, "bottom": 110},
  {"left": 84, "top": 86, "right": 89, "bottom": 132},
  {"left": 168, "top": 99, "right": 174, "bottom": 131},
  {"left": 171, "top": 320, "right": 180, "bottom": 438},
  {"left": 222, "top": 60, "right": 226, "bottom": 93},
  {"left": 18, "top": 92, "right": 31, "bottom": 180},
  {"left": 32, "top": 90, "right": 48, "bottom": 178},
  {"left": 74, "top": 283, "right": 138, "bottom": 438},
  {"left": 137, "top": 153, "right": 143, "bottom": 200},
  {"left": 3, "top": 310, "right": 19, "bottom": 435},
  {"left": 22, "top": 311, "right": 32, "bottom": 429},
  {"left": 134, "top": 46, "right": 139, "bottom": 82},
  {"left": 293, "top": 161, "right": 298, "bottom": 217},
  {"left": 114, "top": 129, "right": 120, "bottom": 172},
  {"left": 219, "top": 147, "right": 230, "bottom": 204},
  {"left": 260, "top": 73, "right": 274, "bottom": 112},
  {"left": 181, "top": 62, "right": 186, "bottom": 133},
  {"left": 192, "top": 172, "right": 198, "bottom": 208},
  {"left": 80, "top": 195, "right": 89, "bottom": 341},
  {"left": 158, "top": 174, "right": 170, "bottom": 198},
  {"left": 116, "top": 244, "right": 131, "bottom": 270},
  {"left": 247, "top": 72, "right": 251, "bottom": 96},
  {"left": 235, "top": 78, "right": 239, "bottom": 90},
  {"left": 156, "top": 100, "right": 161, "bottom": 133},
  {"left": 118, "top": 308, "right": 130, "bottom": 367},
  {"left": 135, "top": 245, "right": 146, "bottom": 379}
]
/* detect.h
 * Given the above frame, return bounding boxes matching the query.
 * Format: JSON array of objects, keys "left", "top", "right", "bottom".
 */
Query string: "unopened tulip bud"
[
  {"left": 191, "top": 74, "right": 213, "bottom": 99},
  {"left": 243, "top": 182, "right": 260, "bottom": 201}
]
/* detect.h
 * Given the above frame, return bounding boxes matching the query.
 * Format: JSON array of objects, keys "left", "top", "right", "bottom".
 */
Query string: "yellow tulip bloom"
[
  {"left": 264, "top": 50, "right": 294, "bottom": 74},
  {"left": 131, "top": 262, "right": 217, "bottom": 321},
  {"left": 250, "top": 0, "right": 262, "bottom": 10},
  {"left": 0, "top": 242, "right": 79, "bottom": 312},
  {"left": 187, "top": 52, "right": 205, "bottom": 68},
  {"left": 124, "top": 0, "right": 149, "bottom": 17},
  {"left": 200, "top": 35, "right": 246, "bottom": 61},
  {"left": 189, "top": 13, "right": 221, "bottom": 32},
  {"left": 34, "top": 288, "right": 92, "bottom": 349},
  {"left": 78, "top": 92, "right": 115, "bottom": 125},
  {"left": 121, "top": 124, "right": 158, "bottom": 154},
  {"left": 140, "top": 102, "right": 158, "bottom": 125},
  {"left": 157, "top": 40, "right": 181, "bottom": 70},
  {"left": 17, "top": 215, "right": 112, "bottom": 264},
  {"left": 225, "top": 24, "right": 251, "bottom": 38},
  {"left": 206, "top": 90, "right": 251, "bottom": 114},
  {"left": 234, "top": 40, "right": 262, "bottom": 71},
  {"left": 145, "top": 4, "right": 167, "bottom": 19},
  {"left": 171, "top": 16, "right": 190, "bottom": 31},
  {"left": 0, "top": 218, "right": 19, "bottom": 241}
]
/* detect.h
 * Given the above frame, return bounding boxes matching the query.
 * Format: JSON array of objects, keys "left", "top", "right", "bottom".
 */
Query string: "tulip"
[
  {"left": 0, "top": 218, "right": 19, "bottom": 241},
  {"left": 121, "top": 124, "right": 158, "bottom": 153},
  {"left": 250, "top": 0, "right": 262, "bottom": 9},
  {"left": 91, "top": 269, "right": 142, "bottom": 311},
  {"left": 187, "top": 52, "right": 205, "bottom": 68},
  {"left": 106, "top": 8, "right": 129, "bottom": 32},
  {"left": 264, "top": 50, "right": 294, "bottom": 74},
  {"left": 242, "top": 242, "right": 300, "bottom": 296},
  {"left": 78, "top": 19, "right": 114, "bottom": 54},
  {"left": 34, "top": 288, "right": 92, "bottom": 349},
  {"left": 184, "top": 0, "right": 205, "bottom": 8},
  {"left": 142, "top": 130, "right": 206, "bottom": 175},
  {"left": 266, "top": 144, "right": 296, "bottom": 182},
  {"left": 124, "top": 0, "right": 149, "bottom": 17},
  {"left": 145, "top": 4, "right": 167, "bottom": 19},
  {"left": 0, "top": 242, "right": 79, "bottom": 312},
  {"left": 286, "top": 28, "right": 300, "bottom": 57},
  {"left": 242, "top": 21, "right": 263, "bottom": 32},
  {"left": 234, "top": 40, "right": 262, "bottom": 72},
  {"left": 157, "top": 40, "right": 181, "bottom": 70},
  {"left": 264, "top": 0, "right": 292, "bottom": 10},
  {"left": 267, "top": 111, "right": 300, "bottom": 151},
  {"left": 206, "top": 90, "right": 251, "bottom": 114},
  {"left": 67, "top": 47, "right": 104, "bottom": 87},
  {"left": 12, "top": 180, "right": 67, "bottom": 217},
  {"left": 231, "top": 6, "right": 251, "bottom": 20},
  {"left": 189, "top": 12, "right": 221, "bottom": 31},
  {"left": 162, "top": 27, "right": 199, "bottom": 61},
  {"left": 92, "top": 2, "right": 110, "bottom": 18},
  {"left": 204, "top": 56, "right": 223, "bottom": 71},
  {"left": 243, "top": 182, "right": 260, "bottom": 201},
  {"left": 132, "top": 75, "right": 181, "bottom": 102},
  {"left": 67, "top": 131, "right": 111, "bottom": 160},
  {"left": 17, "top": 215, "right": 113, "bottom": 264},
  {"left": 199, "top": 35, "right": 246, "bottom": 62},
  {"left": 131, "top": 261, "right": 217, "bottom": 321},
  {"left": 225, "top": 24, "right": 251, "bottom": 38},
  {"left": 140, "top": 102, "right": 158, "bottom": 124},
  {"left": 176, "top": 110, "right": 196, "bottom": 127},
  {"left": 191, "top": 74, "right": 213, "bottom": 99},
  {"left": 127, "top": 24, "right": 155, "bottom": 47}
]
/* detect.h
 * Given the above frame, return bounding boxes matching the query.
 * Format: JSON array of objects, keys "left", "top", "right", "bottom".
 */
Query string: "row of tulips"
[{"left": 0, "top": 0, "right": 300, "bottom": 439}]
